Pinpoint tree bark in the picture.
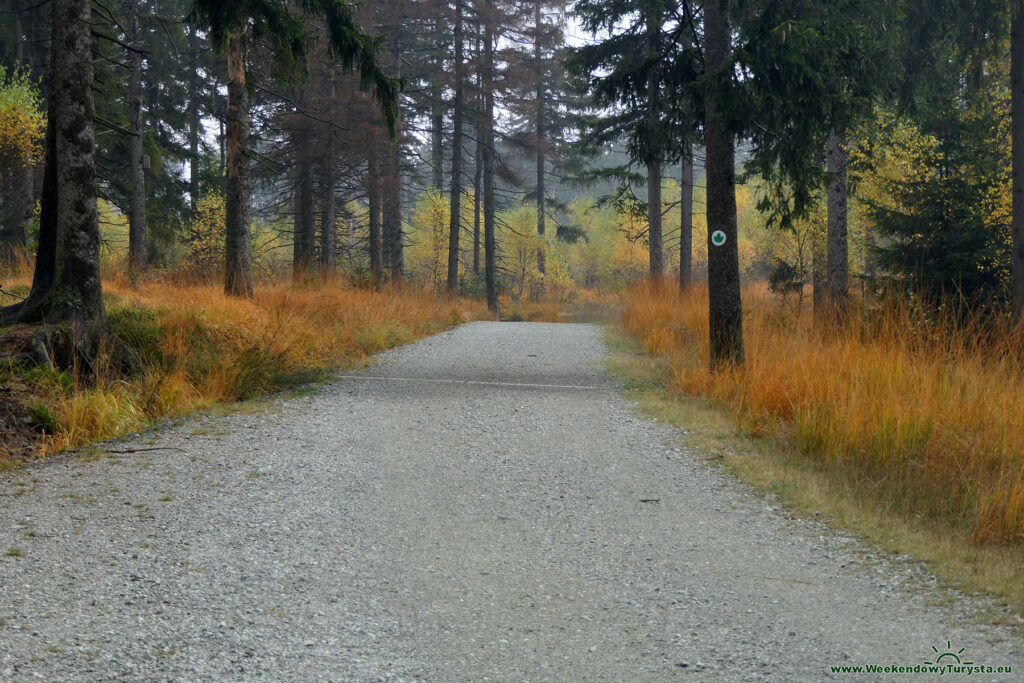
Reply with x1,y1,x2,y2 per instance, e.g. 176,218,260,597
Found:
473,131,482,276
293,138,315,278
321,155,336,277
383,31,404,283
483,19,499,315
704,1,744,368
383,140,404,282
321,78,337,277
535,0,546,277
679,147,693,289
1012,0,1024,319
292,106,315,279
367,150,383,284
647,162,663,277
446,0,465,296
225,32,254,298
431,96,444,192
826,127,849,317
645,7,663,278
189,27,201,214
45,0,103,322
127,0,146,277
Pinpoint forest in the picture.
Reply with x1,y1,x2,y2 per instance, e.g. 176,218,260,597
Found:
1,0,1024,604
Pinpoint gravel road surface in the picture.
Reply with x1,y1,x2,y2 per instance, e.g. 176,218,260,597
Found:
1,321,1021,681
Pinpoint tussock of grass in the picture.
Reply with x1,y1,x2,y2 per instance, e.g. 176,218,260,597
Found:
622,280,1024,547
3,275,483,456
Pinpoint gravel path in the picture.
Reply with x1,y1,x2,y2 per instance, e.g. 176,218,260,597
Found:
1,321,1021,681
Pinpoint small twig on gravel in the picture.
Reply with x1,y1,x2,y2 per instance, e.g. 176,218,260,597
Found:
103,447,186,454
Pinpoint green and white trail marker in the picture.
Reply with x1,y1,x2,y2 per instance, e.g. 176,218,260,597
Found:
711,230,727,247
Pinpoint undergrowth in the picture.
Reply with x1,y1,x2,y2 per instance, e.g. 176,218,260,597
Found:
1,274,483,459
622,279,1024,547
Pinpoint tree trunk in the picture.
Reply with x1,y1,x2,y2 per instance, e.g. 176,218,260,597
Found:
535,0,546,277
473,133,482,276
321,155,337,277
645,8,664,278
383,141,404,282
367,150,383,284
647,162,663,277
704,1,744,368
483,20,499,315
679,147,693,289
321,78,337,277
826,127,849,317
384,32,404,283
224,32,254,298
293,146,315,278
447,0,465,296
189,29,201,214
127,0,146,277
431,95,444,192
292,117,315,279
44,0,103,322
1012,0,1024,319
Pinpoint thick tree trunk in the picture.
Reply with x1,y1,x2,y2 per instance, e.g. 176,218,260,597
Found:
447,0,465,296
367,151,383,284
483,21,499,315
826,127,849,317
679,147,693,289
1012,0,1024,319
647,162,664,277
224,32,254,298
45,0,103,321
704,1,744,368
127,0,146,277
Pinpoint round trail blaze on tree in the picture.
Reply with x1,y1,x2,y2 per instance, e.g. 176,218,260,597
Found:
704,0,744,369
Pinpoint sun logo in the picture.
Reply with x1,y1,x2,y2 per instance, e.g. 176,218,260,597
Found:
924,641,973,666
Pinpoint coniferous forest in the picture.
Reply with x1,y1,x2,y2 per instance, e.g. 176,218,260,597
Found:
3,0,1024,617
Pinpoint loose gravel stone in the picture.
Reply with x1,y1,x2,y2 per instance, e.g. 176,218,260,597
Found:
0,321,1021,681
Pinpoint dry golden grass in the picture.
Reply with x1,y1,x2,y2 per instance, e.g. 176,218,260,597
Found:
622,279,1024,546
2,271,485,457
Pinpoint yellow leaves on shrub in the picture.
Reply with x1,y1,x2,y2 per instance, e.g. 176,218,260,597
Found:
187,192,227,275
0,65,44,166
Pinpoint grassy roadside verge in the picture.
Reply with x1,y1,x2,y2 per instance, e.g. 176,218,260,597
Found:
0,278,485,467
604,322,1024,621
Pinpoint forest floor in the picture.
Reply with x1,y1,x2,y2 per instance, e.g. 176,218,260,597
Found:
0,321,1021,680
